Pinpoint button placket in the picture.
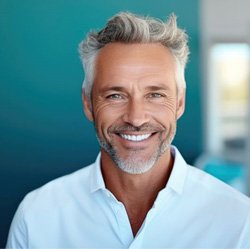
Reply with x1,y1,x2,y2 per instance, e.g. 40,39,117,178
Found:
116,202,134,246
129,189,174,248
104,189,134,246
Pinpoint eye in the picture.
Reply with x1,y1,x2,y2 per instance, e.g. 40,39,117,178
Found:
148,92,165,98
106,93,124,100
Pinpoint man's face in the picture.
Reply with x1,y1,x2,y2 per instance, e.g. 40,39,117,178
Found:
83,42,185,174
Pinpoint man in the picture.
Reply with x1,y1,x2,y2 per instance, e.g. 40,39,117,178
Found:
7,12,250,248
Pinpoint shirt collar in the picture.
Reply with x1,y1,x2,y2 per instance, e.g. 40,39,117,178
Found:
166,146,188,195
90,146,189,195
90,153,106,193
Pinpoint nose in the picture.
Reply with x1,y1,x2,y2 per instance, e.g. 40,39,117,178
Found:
122,98,150,127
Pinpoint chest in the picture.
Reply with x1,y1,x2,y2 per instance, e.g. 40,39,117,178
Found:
126,208,148,236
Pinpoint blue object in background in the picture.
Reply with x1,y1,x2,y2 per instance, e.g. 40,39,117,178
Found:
0,0,201,246
203,158,247,194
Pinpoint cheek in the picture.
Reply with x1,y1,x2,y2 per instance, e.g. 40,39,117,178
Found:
93,104,122,136
151,101,177,121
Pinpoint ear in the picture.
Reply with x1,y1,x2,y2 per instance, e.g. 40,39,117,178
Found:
82,89,94,122
176,88,186,120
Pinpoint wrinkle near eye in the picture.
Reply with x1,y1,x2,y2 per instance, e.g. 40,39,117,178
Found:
157,96,177,115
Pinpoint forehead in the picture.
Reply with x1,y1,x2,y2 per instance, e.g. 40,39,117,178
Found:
96,42,175,67
93,42,176,90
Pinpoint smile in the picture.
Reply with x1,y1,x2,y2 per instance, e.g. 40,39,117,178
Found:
119,133,151,142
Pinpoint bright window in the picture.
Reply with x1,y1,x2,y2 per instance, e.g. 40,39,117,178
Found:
209,43,250,152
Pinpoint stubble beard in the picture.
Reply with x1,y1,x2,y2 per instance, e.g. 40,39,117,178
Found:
96,124,177,175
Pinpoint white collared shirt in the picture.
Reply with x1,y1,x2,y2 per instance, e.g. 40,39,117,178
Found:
6,147,250,248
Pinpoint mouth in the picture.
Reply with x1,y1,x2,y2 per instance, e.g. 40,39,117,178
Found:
117,133,155,142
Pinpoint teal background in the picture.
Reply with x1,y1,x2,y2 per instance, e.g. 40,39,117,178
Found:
0,0,201,246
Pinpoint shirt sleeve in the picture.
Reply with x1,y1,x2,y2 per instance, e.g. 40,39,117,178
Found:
6,201,28,249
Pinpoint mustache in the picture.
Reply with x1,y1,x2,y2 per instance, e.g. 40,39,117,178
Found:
109,123,165,133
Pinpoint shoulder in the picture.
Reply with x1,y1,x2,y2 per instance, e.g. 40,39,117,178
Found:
172,146,250,208
6,163,96,248
187,165,250,208
185,165,250,246
21,163,94,215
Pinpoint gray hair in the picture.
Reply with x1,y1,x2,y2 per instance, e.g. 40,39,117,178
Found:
79,12,189,102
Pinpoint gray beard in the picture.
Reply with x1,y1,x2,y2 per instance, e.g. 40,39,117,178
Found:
96,127,176,175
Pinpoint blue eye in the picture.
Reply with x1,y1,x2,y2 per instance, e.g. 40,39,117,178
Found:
106,93,123,99
149,93,164,98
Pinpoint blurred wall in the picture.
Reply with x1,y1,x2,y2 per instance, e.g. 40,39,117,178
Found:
0,0,201,246
202,0,250,40
201,0,250,154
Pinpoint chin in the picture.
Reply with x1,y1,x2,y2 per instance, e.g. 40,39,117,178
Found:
112,148,166,175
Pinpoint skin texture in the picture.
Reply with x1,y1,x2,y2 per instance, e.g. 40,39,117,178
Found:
83,42,185,236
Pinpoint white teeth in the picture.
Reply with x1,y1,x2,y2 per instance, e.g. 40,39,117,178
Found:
120,134,151,142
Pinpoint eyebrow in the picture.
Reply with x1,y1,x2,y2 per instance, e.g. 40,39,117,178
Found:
145,85,171,91
100,84,170,92
99,86,126,94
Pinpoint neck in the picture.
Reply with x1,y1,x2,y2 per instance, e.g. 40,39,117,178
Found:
101,148,174,236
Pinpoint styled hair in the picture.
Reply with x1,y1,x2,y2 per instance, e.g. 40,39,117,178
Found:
79,11,189,102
